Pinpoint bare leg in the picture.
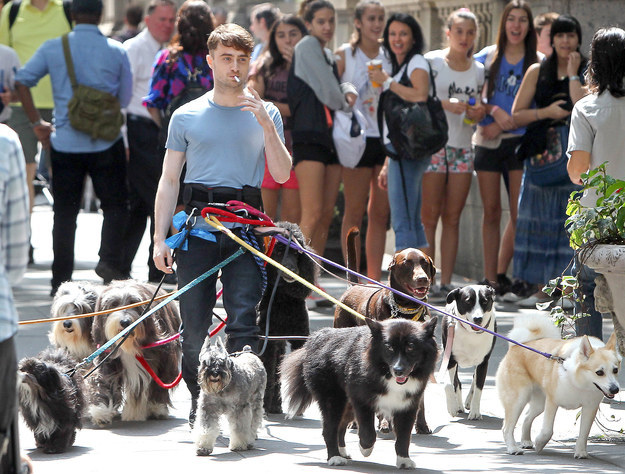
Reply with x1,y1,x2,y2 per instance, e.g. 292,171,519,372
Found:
280,188,301,224
261,188,279,221
340,166,372,270
365,164,389,281
421,171,446,269
477,171,502,282
497,169,523,274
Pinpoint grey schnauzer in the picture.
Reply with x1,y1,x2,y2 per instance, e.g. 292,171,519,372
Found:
193,336,267,456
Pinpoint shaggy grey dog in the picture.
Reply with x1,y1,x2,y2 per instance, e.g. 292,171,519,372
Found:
193,336,266,456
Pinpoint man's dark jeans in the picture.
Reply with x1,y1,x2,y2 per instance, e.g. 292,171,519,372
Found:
176,231,262,399
573,256,604,340
50,139,128,288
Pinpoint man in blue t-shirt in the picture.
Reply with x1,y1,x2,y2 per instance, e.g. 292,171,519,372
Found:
152,23,291,427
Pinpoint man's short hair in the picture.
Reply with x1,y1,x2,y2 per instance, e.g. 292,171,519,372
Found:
146,0,176,16
125,4,144,27
71,0,103,16
534,12,559,33
251,3,279,30
207,23,254,55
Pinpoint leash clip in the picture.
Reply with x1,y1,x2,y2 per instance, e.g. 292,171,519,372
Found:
550,355,565,364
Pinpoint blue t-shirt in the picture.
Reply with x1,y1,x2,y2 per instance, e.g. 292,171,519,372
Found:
474,45,525,135
167,90,284,189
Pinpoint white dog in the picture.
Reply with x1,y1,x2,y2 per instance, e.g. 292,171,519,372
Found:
497,313,621,458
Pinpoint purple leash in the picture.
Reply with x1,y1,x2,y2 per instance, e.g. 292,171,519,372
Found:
273,234,565,364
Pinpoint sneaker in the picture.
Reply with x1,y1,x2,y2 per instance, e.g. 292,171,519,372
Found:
519,295,552,310
509,279,537,299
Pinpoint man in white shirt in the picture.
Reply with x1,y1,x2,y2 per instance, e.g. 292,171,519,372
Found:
121,0,175,283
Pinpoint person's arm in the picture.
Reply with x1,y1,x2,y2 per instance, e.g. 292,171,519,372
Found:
511,64,570,127
147,106,162,127
334,46,346,78
240,87,291,183
14,83,51,149
117,50,133,108
293,37,355,112
568,150,590,186
153,148,186,273
368,61,429,103
566,52,588,105
1,130,30,285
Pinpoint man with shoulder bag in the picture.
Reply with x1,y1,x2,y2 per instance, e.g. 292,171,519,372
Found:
15,0,132,295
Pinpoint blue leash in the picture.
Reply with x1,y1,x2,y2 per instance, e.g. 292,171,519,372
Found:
74,248,246,373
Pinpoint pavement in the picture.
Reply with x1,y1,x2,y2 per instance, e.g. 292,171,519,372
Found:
13,204,625,473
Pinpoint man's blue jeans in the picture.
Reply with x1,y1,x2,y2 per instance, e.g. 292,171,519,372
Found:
176,230,262,398
387,158,430,250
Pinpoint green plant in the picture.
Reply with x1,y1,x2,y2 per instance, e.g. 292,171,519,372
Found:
544,163,625,330
566,163,625,249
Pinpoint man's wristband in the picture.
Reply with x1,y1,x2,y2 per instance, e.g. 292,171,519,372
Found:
30,118,45,128
569,75,580,82
382,77,393,92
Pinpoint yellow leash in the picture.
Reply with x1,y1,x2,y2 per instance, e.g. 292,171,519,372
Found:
205,216,368,323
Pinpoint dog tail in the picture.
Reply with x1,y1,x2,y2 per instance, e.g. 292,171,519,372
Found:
346,227,360,284
279,347,312,418
508,313,560,344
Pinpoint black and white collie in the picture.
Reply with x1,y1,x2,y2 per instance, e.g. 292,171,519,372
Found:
442,284,497,420
89,280,181,426
49,281,101,360
18,348,86,453
280,318,438,469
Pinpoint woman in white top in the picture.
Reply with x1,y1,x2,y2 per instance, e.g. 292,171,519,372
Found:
334,0,390,280
422,8,485,294
370,13,431,252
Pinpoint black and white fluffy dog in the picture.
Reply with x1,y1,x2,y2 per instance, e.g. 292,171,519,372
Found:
89,280,182,426
18,348,86,453
257,221,317,414
442,285,497,420
280,318,438,469
49,281,101,360
194,336,266,455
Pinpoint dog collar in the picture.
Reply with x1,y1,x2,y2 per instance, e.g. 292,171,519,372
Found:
388,294,427,321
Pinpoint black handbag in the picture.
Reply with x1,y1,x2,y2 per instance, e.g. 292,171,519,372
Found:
378,60,448,161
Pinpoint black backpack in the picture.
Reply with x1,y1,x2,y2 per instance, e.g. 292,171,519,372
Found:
158,57,208,147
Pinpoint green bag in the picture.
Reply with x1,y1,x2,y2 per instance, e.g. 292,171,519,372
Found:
62,34,123,141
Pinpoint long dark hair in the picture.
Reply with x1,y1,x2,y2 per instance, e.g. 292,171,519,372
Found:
382,13,425,75
539,15,586,89
487,0,537,99
586,27,625,97
167,0,214,64
265,15,307,76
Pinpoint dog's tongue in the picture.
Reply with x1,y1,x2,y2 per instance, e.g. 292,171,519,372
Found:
395,376,407,385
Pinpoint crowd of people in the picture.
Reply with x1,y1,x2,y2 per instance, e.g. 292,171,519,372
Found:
0,0,619,308
1,0,623,351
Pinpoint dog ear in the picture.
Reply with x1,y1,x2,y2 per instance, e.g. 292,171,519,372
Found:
605,332,619,355
422,317,437,338
446,288,460,305
365,317,383,339
200,336,211,358
215,336,227,353
426,255,437,282
580,335,595,359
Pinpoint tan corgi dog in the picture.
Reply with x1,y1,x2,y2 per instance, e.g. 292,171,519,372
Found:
497,313,621,459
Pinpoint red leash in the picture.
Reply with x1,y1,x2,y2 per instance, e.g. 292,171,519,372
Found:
135,355,182,390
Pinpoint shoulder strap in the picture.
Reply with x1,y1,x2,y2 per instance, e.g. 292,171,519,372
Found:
8,0,22,29
61,34,78,90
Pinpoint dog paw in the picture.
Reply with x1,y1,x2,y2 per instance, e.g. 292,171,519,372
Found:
196,447,213,456
328,456,349,466
229,442,249,452
378,418,391,433
534,434,551,453
520,440,534,449
467,411,482,420
89,405,115,427
415,423,432,435
359,444,373,457
338,447,351,459
396,456,416,469
506,445,524,455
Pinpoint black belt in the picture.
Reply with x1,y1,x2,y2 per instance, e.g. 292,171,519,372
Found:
183,184,263,214
127,113,156,126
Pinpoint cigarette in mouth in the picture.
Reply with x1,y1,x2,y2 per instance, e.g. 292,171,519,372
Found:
234,75,240,83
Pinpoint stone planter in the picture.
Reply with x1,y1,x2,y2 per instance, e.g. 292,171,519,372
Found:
584,244,625,353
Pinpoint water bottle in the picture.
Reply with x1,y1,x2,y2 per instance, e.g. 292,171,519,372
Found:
463,97,477,125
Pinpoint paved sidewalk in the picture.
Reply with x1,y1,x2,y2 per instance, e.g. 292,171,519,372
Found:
13,207,625,473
